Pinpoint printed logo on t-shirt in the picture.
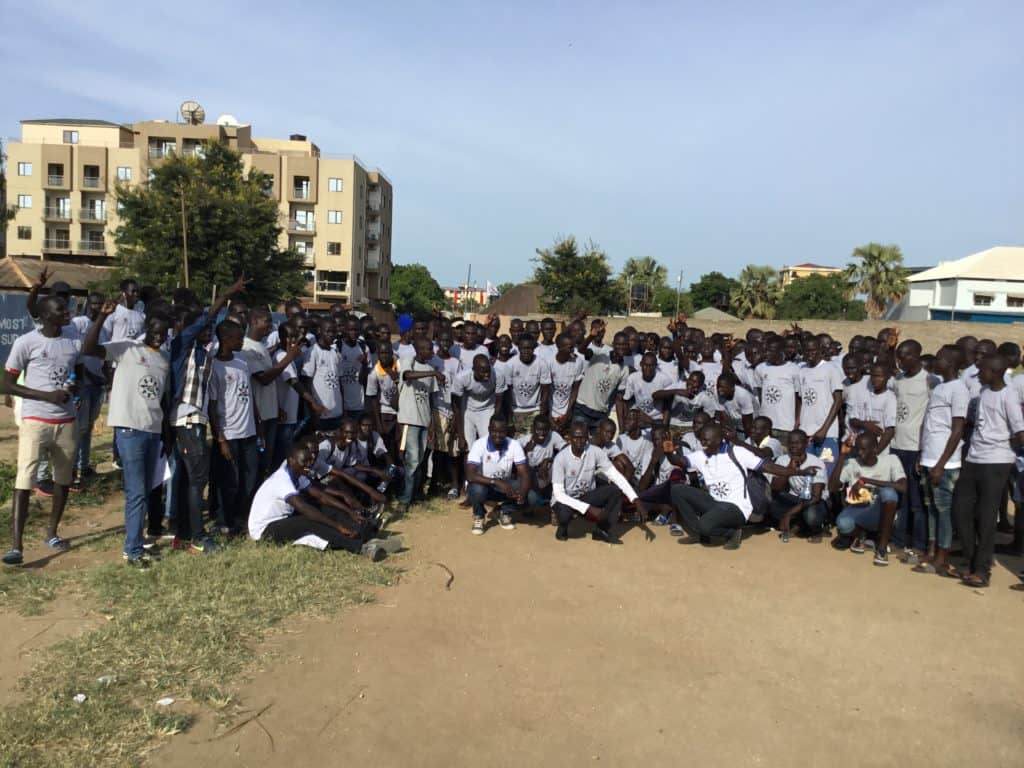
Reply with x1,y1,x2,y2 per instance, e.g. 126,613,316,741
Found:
707,480,731,500
802,388,819,406
764,384,783,405
339,366,360,386
48,365,69,388
514,377,536,401
595,373,615,399
138,374,161,400
322,370,340,390
896,401,910,423
552,380,574,404
232,375,251,405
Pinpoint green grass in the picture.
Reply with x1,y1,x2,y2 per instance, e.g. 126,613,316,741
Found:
0,569,69,616
0,542,395,767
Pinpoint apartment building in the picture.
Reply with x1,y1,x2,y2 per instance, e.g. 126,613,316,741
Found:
778,262,843,288
4,116,393,304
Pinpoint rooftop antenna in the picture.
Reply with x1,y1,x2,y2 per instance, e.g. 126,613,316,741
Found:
179,100,205,125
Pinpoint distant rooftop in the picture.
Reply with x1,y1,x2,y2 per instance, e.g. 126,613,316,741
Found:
786,262,841,270
22,118,129,128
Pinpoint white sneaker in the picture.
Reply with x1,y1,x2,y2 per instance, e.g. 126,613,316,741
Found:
472,518,484,535
499,512,515,530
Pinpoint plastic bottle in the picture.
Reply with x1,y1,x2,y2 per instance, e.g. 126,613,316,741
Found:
65,372,81,409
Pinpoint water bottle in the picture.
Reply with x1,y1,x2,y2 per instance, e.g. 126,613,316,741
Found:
799,474,812,500
65,372,80,409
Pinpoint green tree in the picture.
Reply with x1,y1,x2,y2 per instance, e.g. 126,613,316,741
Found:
616,256,668,312
690,271,740,311
495,282,515,296
390,263,445,316
653,285,693,316
776,273,852,320
114,141,304,305
844,242,909,319
532,236,615,315
729,264,781,319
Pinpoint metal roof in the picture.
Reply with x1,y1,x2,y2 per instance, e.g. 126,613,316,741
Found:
907,247,1024,282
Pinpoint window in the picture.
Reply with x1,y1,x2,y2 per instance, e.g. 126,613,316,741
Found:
63,130,79,144
1008,296,1024,308
327,242,342,256
973,294,993,307
117,166,132,181
356,273,361,287
83,165,101,187
17,194,31,209
17,162,31,176
327,210,343,224
328,177,343,192
17,226,31,240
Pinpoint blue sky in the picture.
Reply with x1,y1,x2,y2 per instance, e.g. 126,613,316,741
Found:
4,0,1021,289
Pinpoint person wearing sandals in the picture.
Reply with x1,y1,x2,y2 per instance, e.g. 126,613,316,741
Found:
1,296,81,565
829,434,906,566
766,430,829,543
914,347,968,576
465,415,530,534
950,354,1024,588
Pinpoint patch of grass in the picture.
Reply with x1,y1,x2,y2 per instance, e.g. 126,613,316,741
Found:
0,542,395,767
68,470,122,509
0,461,15,506
0,569,67,616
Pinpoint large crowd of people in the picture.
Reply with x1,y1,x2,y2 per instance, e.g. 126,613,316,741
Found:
3,269,1023,590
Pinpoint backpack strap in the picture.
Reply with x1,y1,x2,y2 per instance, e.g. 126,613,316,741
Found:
726,444,749,499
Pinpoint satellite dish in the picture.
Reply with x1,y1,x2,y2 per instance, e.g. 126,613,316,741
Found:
180,100,205,125
215,113,239,127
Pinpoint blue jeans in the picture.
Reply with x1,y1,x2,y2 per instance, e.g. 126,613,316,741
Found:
467,480,521,518
527,487,551,506
75,384,104,472
924,466,958,550
893,449,925,551
212,436,260,530
836,487,899,536
808,437,839,476
768,492,827,534
115,428,162,559
399,424,428,504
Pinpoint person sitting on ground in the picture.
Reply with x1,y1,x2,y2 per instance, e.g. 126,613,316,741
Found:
658,369,718,440
248,441,396,560
767,430,829,543
615,409,655,490
518,414,565,512
745,415,785,462
356,413,400,493
313,420,388,510
550,421,639,543
668,422,812,550
1,296,81,565
465,415,531,535
829,434,906,566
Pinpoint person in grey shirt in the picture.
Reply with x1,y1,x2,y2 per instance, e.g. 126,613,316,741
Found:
396,338,444,509
951,354,1024,587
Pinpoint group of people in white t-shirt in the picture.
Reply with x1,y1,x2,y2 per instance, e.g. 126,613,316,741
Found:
4,283,1023,588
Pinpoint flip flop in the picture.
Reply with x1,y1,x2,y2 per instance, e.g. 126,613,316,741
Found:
669,524,685,537
45,536,70,552
2,549,23,565
911,562,937,574
961,573,989,589
937,564,964,579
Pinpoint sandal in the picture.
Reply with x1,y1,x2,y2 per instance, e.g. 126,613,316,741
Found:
669,524,685,537
911,562,937,575
2,549,23,566
937,564,964,579
961,573,990,589
45,536,70,552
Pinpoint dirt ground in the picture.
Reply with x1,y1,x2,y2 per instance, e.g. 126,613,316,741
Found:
152,507,1024,768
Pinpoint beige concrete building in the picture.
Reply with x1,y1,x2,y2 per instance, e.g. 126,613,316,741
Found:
5,116,393,304
778,262,843,287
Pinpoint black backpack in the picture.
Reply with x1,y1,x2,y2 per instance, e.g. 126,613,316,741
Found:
726,445,770,520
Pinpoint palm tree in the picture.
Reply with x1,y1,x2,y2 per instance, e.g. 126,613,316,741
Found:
618,256,668,312
730,264,781,319
844,243,908,318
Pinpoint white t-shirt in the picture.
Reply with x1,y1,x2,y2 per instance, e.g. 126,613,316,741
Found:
551,444,637,513
70,315,107,382
967,385,1024,464
624,370,674,421
5,328,81,423
756,362,802,432
697,360,723,396
616,433,654,481
799,361,843,438
778,454,827,498
240,337,280,423
466,436,527,480
209,355,257,440
861,388,897,431
843,377,870,434
892,369,937,451
669,387,718,428
960,364,982,401
366,363,399,416
302,345,343,419
430,355,460,417
397,357,437,427
715,386,757,430
507,356,552,413
839,454,905,486
657,357,680,381
548,356,586,418
518,431,565,469
575,357,629,414
535,341,558,366
249,464,311,540
919,379,969,470
104,339,169,433
684,444,765,518
455,344,489,372
274,349,300,425
102,303,144,342
452,369,506,412
337,341,367,412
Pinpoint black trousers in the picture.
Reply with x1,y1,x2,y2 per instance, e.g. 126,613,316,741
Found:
670,484,745,538
552,484,622,527
174,424,210,542
767,492,827,534
952,461,1012,578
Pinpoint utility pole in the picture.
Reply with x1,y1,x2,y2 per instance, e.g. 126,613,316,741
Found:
625,277,632,317
179,186,190,288
675,270,683,317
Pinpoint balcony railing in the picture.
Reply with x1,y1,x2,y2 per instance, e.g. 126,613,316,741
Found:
316,281,348,294
79,208,107,222
46,174,65,187
287,219,316,234
77,241,106,254
148,146,175,159
366,249,381,271
43,239,71,251
181,145,203,157
43,207,72,221
366,199,381,214
292,187,311,200
366,231,380,243
82,176,101,188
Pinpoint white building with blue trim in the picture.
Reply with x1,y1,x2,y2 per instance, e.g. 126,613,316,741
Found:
906,247,1024,323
